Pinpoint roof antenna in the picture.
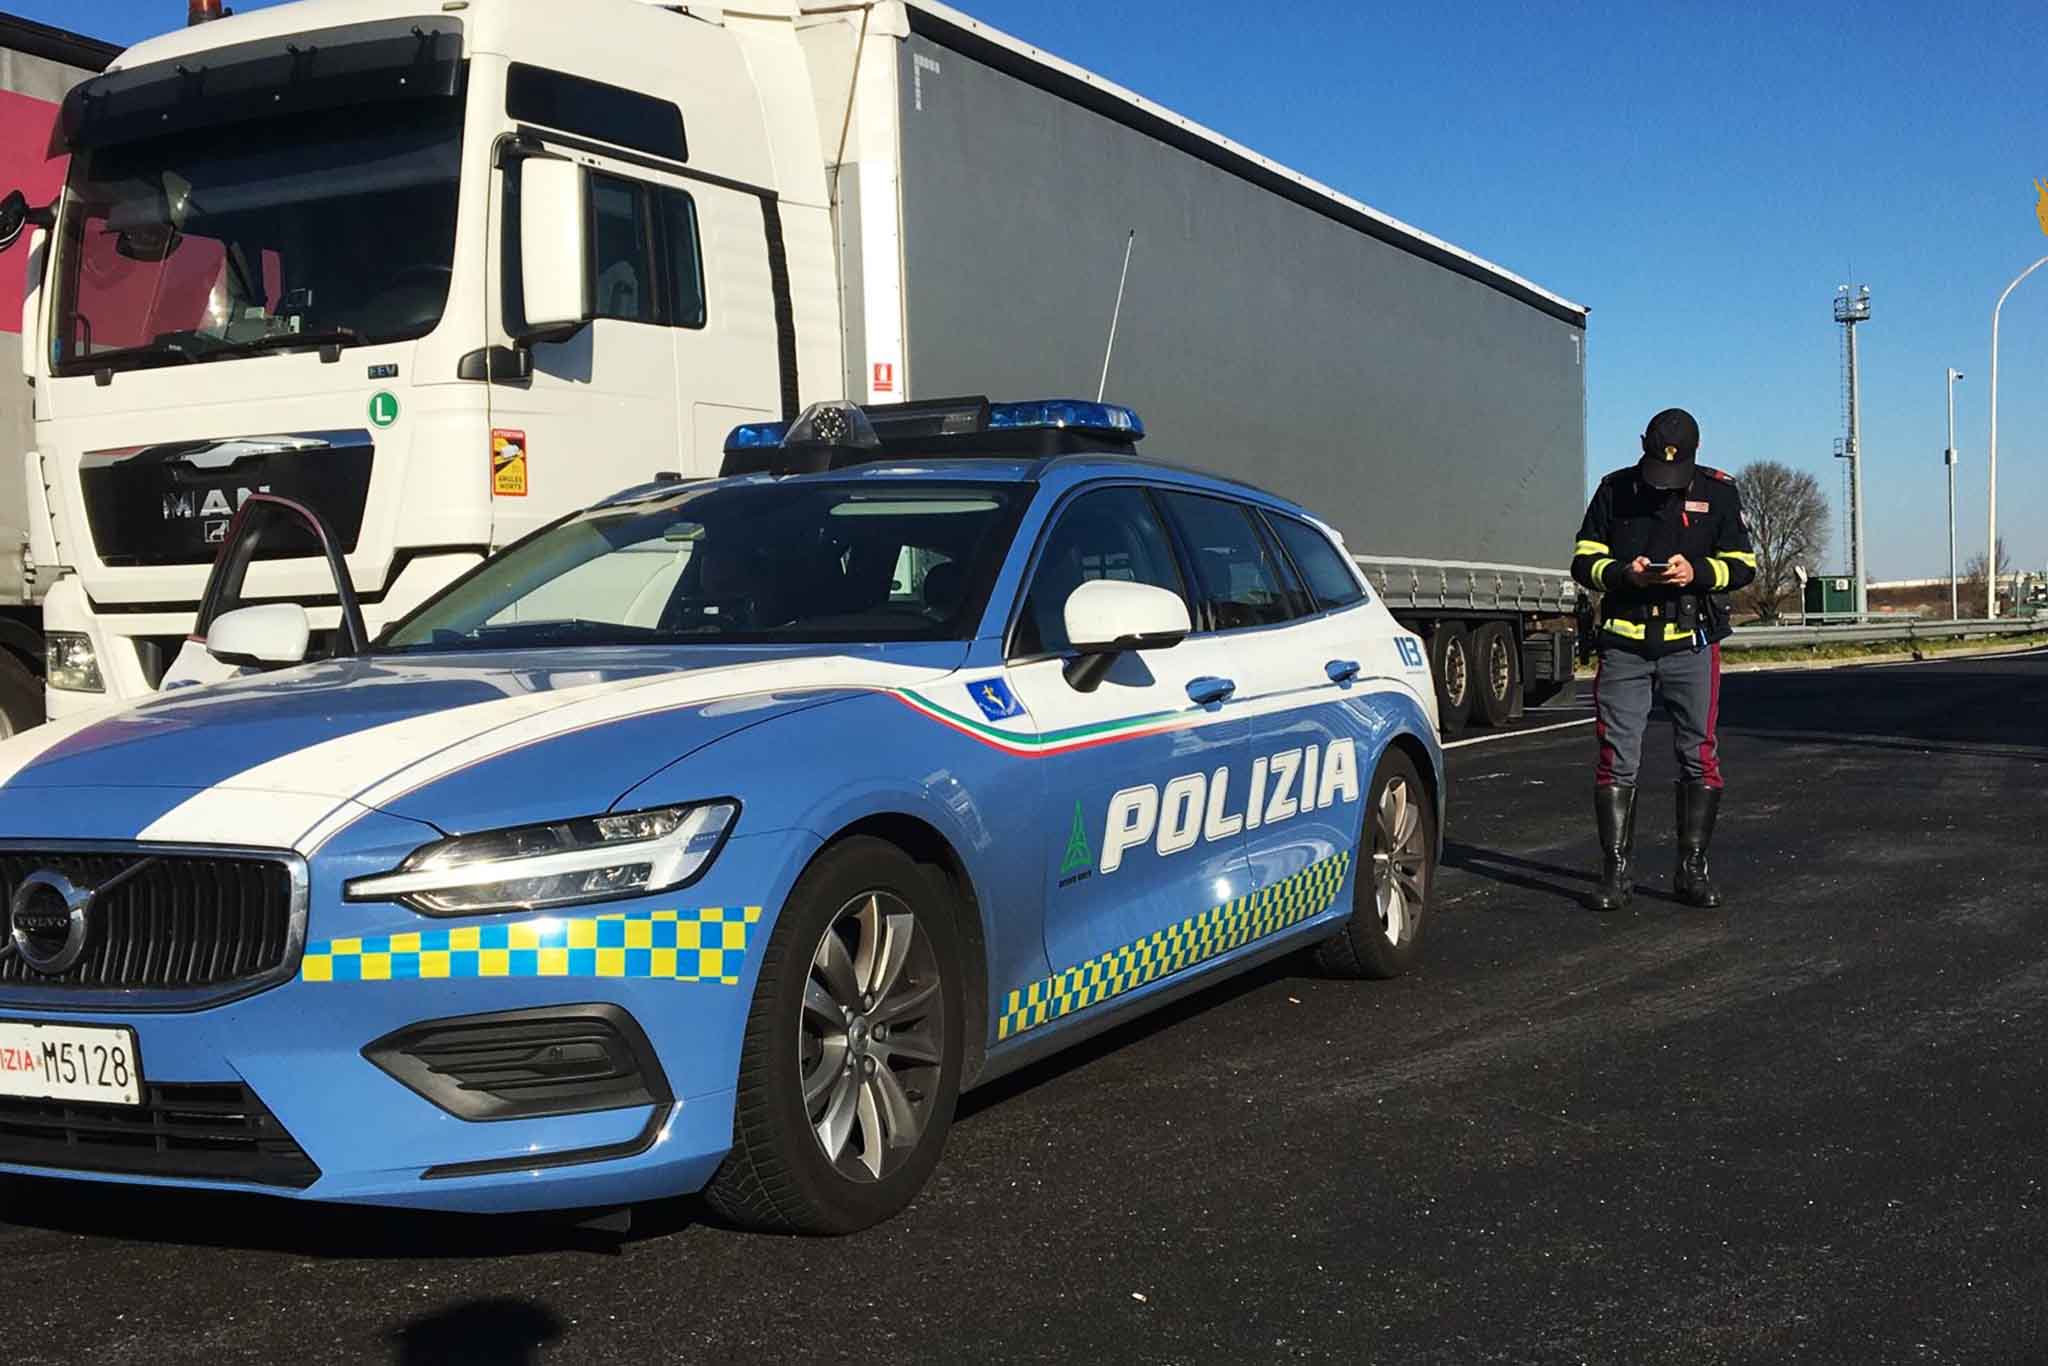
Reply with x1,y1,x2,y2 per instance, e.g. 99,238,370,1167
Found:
1097,229,1136,402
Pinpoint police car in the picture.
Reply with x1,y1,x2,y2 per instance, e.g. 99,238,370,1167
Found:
0,398,1442,1233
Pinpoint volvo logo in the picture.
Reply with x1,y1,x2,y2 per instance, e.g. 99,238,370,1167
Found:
3,859,157,977
8,871,94,976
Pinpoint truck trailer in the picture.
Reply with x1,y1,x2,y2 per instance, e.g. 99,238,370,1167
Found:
1,0,1587,733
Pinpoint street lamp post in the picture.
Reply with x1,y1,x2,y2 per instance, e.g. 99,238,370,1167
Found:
1947,367,1965,620
1988,255,2048,619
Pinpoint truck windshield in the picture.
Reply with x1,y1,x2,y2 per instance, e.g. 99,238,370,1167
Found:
51,95,464,377
379,481,1030,651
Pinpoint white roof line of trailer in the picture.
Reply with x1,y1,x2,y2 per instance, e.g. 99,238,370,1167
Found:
900,0,1587,319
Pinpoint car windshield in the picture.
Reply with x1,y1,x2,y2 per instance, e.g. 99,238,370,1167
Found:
379,480,1031,651
51,93,464,376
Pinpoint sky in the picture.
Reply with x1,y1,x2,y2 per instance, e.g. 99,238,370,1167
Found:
20,0,2048,579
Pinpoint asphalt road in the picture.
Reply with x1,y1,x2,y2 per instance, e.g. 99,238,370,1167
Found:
5,649,2045,1365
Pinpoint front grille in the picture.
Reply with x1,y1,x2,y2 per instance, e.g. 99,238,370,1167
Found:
0,852,297,992
0,1081,320,1188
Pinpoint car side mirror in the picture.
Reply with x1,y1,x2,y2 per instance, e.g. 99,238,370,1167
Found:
518,157,589,336
1062,579,1191,691
206,603,312,668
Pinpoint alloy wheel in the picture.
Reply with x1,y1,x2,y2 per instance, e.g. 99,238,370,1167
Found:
799,891,946,1182
1371,776,1428,945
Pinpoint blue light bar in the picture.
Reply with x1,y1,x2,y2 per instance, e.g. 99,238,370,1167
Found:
987,400,1146,439
724,421,790,453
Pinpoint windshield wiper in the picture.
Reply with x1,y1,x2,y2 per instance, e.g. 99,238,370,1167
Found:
209,326,364,360
80,340,210,376
383,620,668,653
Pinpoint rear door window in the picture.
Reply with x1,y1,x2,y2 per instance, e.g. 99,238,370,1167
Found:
1157,492,1295,632
1268,514,1367,611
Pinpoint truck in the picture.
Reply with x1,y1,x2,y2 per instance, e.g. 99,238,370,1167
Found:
0,0,1586,735
0,13,118,732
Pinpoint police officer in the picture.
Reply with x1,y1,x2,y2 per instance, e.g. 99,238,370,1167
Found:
1570,409,1756,911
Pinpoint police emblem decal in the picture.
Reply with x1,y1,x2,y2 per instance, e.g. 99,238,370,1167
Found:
970,677,1025,721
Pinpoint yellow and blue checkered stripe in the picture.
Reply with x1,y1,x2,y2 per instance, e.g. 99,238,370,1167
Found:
301,906,765,986
997,853,1350,1041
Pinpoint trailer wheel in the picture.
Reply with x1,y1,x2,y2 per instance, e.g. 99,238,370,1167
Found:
0,651,43,738
1473,622,1518,727
1427,625,1473,734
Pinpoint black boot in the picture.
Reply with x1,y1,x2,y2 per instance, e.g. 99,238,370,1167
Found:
1675,782,1724,908
1587,784,1636,912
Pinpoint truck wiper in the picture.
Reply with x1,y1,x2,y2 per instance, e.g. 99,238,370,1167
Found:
210,326,364,359
83,341,209,375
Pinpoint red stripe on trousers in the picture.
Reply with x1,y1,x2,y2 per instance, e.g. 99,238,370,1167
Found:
1593,655,1617,786
1698,642,1724,789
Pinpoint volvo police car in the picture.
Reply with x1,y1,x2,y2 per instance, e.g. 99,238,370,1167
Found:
0,398,1442,1233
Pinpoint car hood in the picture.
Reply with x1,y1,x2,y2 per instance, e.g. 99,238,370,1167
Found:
0,645,965,850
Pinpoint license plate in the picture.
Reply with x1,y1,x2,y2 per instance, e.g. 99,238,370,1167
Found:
0,1020,143,1107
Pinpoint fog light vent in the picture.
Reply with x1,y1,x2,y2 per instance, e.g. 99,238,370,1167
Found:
364,1004,671,1121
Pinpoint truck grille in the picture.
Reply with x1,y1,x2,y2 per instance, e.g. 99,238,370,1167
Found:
0,1082,319,1188
0,851,299,993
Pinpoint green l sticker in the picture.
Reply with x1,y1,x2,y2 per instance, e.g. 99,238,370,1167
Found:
368,391,401,428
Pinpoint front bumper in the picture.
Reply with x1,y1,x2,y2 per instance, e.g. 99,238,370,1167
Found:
0,826,818,1212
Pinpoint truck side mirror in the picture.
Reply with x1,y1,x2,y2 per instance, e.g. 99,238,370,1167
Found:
518,158,589,335
0,190,27,252
205,603,312,668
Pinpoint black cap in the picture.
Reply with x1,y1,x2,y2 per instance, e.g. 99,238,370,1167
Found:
1639,408,1700,490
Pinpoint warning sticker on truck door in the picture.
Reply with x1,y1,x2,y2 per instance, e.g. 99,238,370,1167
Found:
491,430,528,497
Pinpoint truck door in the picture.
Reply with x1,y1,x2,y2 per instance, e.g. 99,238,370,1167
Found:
491,147,781,546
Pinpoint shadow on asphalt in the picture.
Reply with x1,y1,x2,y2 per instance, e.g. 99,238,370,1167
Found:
388,1299,565,1366
1442,840,1690,911
1720,662,2048,753
954,954,1303,1124
0,1172,695,1258
0,960,1318,1255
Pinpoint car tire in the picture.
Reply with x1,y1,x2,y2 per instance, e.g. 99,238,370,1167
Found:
704,836,965,1235
1426,625,1473,735
1314,747,1435,981
1473,621,1518,728
0,650,43,738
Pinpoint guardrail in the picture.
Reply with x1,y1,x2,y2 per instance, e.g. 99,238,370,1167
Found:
1723,618,2045,650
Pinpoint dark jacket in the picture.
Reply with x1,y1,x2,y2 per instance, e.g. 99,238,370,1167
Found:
1571,465,1756,658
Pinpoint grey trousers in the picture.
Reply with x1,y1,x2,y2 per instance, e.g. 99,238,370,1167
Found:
1593,643,1724,789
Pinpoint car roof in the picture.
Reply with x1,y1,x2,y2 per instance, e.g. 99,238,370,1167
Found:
599,454,1313,519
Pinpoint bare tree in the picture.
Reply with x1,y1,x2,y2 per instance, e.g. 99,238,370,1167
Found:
1957,540,2007,589
1963,537,2011,607
1732,461,1829,622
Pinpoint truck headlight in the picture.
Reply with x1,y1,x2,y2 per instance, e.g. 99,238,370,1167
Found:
45,632,104,693
345,802,739,916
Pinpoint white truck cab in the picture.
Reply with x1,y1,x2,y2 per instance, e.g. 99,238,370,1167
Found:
24,0,846,716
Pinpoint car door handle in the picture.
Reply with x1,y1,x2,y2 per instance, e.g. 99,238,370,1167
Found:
1325,658,1360,684
1187,676,1237,706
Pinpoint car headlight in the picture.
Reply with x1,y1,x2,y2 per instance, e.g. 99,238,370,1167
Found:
45,632,105,693
345,801,738,916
